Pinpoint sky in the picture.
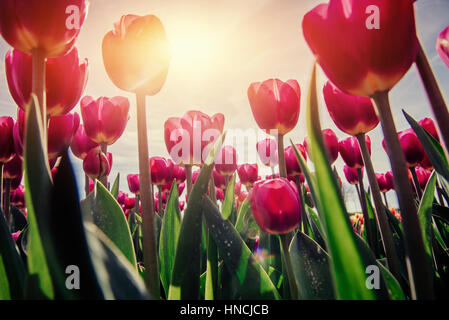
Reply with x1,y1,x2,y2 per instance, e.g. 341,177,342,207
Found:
1,0,449,212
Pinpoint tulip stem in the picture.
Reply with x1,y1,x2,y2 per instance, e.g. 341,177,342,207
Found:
4,179,11,226
356,133,402,284
436,179,446,206
135,93,159,299
185,164,193,200
100,143,108,188
0,163,3,218
277,134,287,178
294,176,309,235
372,91,434,299
356,168,375,250
279,234,298,300
31,49,47,137
416,40,449,155
383,192,389,210
410,167,423,200
157,185,163,217
84,174,90,197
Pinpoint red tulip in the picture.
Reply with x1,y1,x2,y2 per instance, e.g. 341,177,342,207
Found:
10,185,25,207
0,116,15,163
418,118,440,143
376,173,390,193
102,14,171,95
178,182,186,196
179,201,185,211
343,165,360,185
437,25,449,68
339,135,370,169
237,164,259,188
124,197,136,210
48,112,80,159
172,164,186,184
234,181,242,197
106,152,113,176
385,171,395,191
213,169,226,190
5,48,88,117
419,155,433,171
415,166,432,190
215,145,238,176
303,0,418,97
323,81,379,135
248,79,300,135
3,154,22,179
285,144,307,177
383,129,424,167
0,0,89,58
256,139,278,167
164,110,224,165
70,124,99,160
117,191,128,206
304,128,339,164
249,178,301,235
80,96,130,145
83,148,110,180
150,156,173,186
215,188,224,201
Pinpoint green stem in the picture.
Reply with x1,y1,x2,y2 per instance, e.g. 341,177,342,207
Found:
0,163,3,217
356,133,402,284
372,91,434,299
415,40,449,154
100,143,108,188
157,185,163,217
277,134,287,178
135,93,159,299
4,179,11,226
279,234,298,300
357,168,375,250
410,167,423,200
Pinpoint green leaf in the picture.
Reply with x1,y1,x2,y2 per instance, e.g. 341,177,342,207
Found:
0,211,26,299
222,174,236,220
111,173,120,199
159,182,181,296
168,133,225,300
82,181,137,268
305,64,376,300
289,231,335,300
418,171,437,268
202,196,281,299
404,110,449,183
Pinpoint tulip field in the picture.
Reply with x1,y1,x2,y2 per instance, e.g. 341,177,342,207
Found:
2,0,449,303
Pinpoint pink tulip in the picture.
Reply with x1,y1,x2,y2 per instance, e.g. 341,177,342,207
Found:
285,144,307,177
248,79,300,135
304,128,339,165
0,0,89,58
237,164,259,188
303,0,418,97
415,166,432,190
178,182,186,196
83,148,110,180
385,171,395,191
437,25,449,68
376,173,391,193
3,154,22,179
172,164,186,184
0,116,15,163
256,139,278,167
383,129,425,167
5,48,88,117
70,124,99,160
213,169,226,190
10,185,25,208
150,156,173,186
127,174,140,195
215,145,238,176
11,231,21,243
117,191,129,206
419,118,440,143
343,165,359,185
339,136,370,169
216,188,224,201
179,201,185,211
48,112,80,159
323,81,379,135
81,96,130,145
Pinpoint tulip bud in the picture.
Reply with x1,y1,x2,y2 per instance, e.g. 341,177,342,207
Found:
249,178,301,235
172,164,186,184
248,79,300,135
216,188,224,201
339,136,370,169
376,173,391,193
81,96,130,145
83,148,110,180
179,201,185,211
304,129,339,165
3,154,22,180
127,174,140,195
437,25,449,68
0,116,15,163
237,164,259,188
415,166,432,190
418,118,440,143
10,185,25,208
215,145,238,176
117,191,129,206
213,169,226,190
343,165,360,185
71,124,99,160
383,129,424,167
285,144,306,177
385,171,395,191
48,112,80,159
323,81,379,135
150,156,173,186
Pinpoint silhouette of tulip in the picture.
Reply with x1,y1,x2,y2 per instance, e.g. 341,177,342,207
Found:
127,174,140,195
47,112,80,160
237,164,259,189
5,48,88,117
102,14,171,96
80,96,130,145
304,129,338,165
83,148,110,180
256,139,278,168
285,144,306,177
150,157,173,186
323,81,379,136
215,145,238,177
339,136,370,169
70,124,99,160
437,25,449,68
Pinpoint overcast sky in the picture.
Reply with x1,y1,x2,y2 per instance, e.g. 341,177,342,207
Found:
1,0,448,211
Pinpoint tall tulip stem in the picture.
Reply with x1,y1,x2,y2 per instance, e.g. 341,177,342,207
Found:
279,234,298,300
185,164,193,200
372,91,434,299
356,133,402,283
356,168,375,250
157,185,163,217
0,163,3,217
84,174,90,197
277,134,287,178
383,193,389,209
3,178,11,225
31,49,47,134
410,167,422,200
416,40,449,154
135,93,159,299
100,143,108,188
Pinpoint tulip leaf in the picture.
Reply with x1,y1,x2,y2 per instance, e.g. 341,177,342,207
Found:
305,64,376,299
0,210,26,299
159,181,181,296
202,196,281,299
168,133,225,300
222,174,236,220
418,171,437,268
111,173,120,199
82,181,137,268
289,231,335,300
404,110,449,183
